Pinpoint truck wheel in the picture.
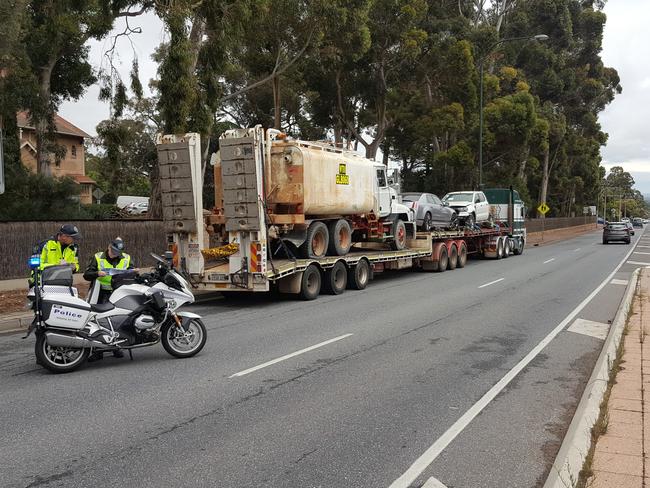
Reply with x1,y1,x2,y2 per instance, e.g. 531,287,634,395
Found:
437,245,448,272
448,245,458,270
328,219,352,256
300,265,321,300
513,237,524,255
348,259,370,290
457,242,468,268
496,238,504,260
324,261,347,295
390,219,407,250
503,239,510,258
301,222,329,258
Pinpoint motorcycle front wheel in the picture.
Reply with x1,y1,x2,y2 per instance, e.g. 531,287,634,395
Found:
161,318,207,358
35,333,89,373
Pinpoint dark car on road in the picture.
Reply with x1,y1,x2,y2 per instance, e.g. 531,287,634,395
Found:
603,222,631,244
633,217,644,228
400,192,458,231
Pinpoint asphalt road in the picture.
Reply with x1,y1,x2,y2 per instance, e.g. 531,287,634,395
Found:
0,227,645,488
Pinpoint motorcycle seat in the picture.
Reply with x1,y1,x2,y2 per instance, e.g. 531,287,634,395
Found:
91,302,115,313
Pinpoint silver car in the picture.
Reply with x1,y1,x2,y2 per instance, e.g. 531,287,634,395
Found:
401,193,458,231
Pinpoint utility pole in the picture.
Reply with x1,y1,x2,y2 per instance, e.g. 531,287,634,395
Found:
0,114,5,195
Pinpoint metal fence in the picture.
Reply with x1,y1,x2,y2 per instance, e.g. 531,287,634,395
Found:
0,220,167,280
526,216,597,233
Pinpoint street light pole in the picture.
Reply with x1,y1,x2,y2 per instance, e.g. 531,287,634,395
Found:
478,34,549,189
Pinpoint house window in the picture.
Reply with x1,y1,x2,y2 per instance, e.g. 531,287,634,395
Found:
71,145,77,159
55,159,61,168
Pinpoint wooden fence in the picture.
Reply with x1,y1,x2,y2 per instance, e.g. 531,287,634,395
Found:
0,220,167,280
0,216,597,280
526,216,596,233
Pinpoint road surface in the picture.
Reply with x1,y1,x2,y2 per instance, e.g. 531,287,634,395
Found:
0,227,645,488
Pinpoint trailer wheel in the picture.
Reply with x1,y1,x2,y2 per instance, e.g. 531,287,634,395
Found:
503,239,510,258
437,245,448,272
390,219,407,250
300,265,322,300
457,242,467,268
496,238,504,260
328,219,352,256
301,222,329,258
448,245,458,270
348,259,370,290
324,261,347,295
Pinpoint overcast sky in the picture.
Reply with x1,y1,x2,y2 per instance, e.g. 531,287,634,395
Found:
60,2,650,193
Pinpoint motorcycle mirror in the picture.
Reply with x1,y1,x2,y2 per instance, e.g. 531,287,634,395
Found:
164,251,174,263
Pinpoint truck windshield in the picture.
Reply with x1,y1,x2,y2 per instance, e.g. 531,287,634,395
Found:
444,193,474,202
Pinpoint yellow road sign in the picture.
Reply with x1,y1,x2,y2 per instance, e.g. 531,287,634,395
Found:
537,202,550,215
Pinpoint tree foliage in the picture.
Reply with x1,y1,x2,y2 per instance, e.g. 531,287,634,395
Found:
1,0,632,220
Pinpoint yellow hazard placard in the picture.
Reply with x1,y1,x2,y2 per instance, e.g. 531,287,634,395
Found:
537,202,550,215
336,163,349,185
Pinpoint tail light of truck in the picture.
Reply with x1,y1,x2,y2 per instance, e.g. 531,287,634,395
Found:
250,242,263,272
171,243,179,269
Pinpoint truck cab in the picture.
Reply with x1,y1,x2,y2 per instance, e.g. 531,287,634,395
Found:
375,164,412,220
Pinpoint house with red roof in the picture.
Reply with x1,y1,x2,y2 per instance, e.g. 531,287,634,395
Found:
17,111,96,204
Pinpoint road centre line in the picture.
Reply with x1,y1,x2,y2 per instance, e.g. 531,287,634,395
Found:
478,278,504,289
544,258,555,264
573,248,581,252
229,334,353,378
388,238,639,488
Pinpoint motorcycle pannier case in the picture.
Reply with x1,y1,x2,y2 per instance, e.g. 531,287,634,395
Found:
41,294,91,330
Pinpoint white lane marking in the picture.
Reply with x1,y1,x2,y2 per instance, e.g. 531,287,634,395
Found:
573,248,581,252
626,261,650,266
229,334,353,378
634,252,650,255
388,241,638,488
422,477,448,488
610,279,629,286
544,258,555,264
478,278,504,289
638,245,650,248
567,318,609,340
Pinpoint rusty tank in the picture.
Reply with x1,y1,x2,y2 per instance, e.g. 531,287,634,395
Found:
265,140,378,217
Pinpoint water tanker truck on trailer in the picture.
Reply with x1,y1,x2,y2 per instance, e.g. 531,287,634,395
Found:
156,127,526,300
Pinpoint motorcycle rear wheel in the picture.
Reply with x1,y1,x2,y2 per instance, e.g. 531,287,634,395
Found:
35,333,89,373
161,318,207,358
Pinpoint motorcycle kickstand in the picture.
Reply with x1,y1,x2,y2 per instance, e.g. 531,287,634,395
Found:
128,349,133,361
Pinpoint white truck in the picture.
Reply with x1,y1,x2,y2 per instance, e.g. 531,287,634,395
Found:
156,127,526,300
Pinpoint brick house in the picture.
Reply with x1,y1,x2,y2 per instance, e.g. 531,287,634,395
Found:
17,111,95,204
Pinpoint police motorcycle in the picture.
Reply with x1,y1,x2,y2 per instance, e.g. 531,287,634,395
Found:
27,252,207,373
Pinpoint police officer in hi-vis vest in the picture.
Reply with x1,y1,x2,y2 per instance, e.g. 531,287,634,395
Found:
83,237,134,304
83,237,134,361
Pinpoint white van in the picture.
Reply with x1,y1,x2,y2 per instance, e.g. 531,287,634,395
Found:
116,195,149,209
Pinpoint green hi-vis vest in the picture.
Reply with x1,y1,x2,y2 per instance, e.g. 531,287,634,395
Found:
96,252,131,290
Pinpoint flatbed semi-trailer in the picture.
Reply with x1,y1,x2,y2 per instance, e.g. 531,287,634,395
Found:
156,127,526,300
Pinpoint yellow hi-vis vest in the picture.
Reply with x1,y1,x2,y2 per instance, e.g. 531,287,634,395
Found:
40,240,79,271
96,252,131,290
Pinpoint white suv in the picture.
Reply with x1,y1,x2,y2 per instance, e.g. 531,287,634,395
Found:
442,191,490,227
